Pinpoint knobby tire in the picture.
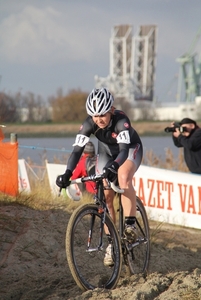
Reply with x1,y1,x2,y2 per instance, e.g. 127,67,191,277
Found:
66,204,122,291
124,196,150,276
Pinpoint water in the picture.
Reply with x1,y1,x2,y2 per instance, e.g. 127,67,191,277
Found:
17,136,179,165
141,136,180,157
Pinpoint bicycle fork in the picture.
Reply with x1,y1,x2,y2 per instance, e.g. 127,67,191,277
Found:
86,206,107,253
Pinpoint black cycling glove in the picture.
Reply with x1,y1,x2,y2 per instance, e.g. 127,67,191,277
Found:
103,161,119,182
56,169,72,188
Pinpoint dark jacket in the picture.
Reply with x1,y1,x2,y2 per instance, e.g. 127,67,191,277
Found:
172,127,201,174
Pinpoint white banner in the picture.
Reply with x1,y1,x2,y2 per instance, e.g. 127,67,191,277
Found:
134,165,201,230
18,159,31,192
46,162,66,195
45,162,201,230
46,161,82,200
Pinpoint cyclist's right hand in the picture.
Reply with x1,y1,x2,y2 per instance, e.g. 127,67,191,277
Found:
56,169,72,188
103,161,119,182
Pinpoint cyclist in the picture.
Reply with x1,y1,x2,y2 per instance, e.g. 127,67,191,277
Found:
56,88,143,266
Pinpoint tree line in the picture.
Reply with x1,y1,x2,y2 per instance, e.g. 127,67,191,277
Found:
0,88,159,124
0,89,90,123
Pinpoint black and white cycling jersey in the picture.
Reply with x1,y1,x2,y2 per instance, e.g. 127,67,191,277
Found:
67,110,143,173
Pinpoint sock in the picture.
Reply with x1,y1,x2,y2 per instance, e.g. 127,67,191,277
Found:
106,234,112,244
125,216,136,226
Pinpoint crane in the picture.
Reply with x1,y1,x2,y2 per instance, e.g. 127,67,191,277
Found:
176,24,201,103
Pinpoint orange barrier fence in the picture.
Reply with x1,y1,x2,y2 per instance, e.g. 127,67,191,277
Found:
0,130,18,196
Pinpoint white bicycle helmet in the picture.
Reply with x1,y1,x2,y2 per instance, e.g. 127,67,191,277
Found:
86,88,114,116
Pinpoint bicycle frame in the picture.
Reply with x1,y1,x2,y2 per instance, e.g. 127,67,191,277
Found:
70,174,123,252
87,179,108,252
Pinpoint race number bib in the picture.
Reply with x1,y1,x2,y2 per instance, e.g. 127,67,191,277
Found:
73,134,90,147
116,130,130,144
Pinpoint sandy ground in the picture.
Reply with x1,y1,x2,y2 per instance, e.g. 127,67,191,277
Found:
0,201,201,300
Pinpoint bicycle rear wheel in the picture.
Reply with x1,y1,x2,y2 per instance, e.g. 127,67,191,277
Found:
66,204,122,291
124,196,150,276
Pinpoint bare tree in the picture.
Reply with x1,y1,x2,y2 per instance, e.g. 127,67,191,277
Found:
50,89,88,122
0,93,19,122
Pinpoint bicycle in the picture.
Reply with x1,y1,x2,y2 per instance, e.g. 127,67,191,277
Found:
65,173,150,291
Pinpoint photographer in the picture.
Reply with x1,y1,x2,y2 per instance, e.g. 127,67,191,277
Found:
167,118,201,174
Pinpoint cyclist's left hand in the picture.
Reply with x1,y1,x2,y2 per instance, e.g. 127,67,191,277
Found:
103,161,119,182
56,170,72,188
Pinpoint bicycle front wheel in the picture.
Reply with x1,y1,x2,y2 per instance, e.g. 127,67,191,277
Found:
66,204,122,291
125,196,150,276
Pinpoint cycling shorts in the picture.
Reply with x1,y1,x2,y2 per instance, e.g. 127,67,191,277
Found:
96,142,142,174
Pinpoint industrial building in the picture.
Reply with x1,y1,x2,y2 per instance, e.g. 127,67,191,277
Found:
95,24,201,121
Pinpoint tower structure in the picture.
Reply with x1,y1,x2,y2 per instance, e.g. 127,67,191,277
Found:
110,25,132,78
95,24,157,103
176,24,201,103
132,25,157,101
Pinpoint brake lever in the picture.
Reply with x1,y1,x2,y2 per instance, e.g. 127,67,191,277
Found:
58,187,62,197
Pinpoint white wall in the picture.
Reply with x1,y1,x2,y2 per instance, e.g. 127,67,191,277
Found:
132,101,199,121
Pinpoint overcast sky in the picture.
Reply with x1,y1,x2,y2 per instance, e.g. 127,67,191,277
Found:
0,0,201,102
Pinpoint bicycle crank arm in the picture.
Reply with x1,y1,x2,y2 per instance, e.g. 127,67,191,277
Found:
125,238,148,250
86,246,103,253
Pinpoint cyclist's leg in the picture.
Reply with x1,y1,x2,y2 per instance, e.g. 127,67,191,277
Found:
96,141,116,224
118,145,142,241
118,159,136,216
96,142,117,265
103,186,116,224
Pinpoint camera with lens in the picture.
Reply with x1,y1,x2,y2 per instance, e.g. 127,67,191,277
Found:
164,122,187,133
